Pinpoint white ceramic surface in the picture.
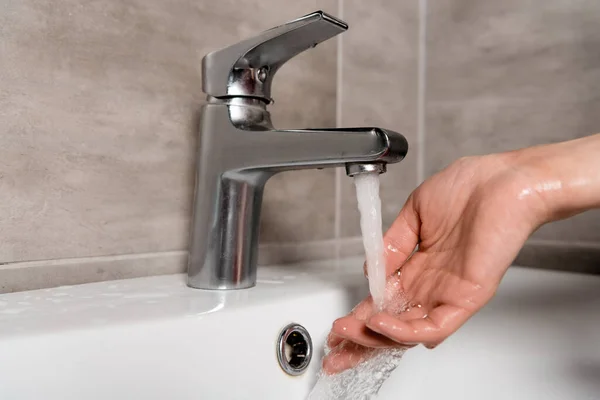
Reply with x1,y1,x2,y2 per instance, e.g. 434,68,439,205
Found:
0,257,599,399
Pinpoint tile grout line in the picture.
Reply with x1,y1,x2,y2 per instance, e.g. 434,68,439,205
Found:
416,0,428,184
0,250,188,270
3,237,596,273
0,238,369,272
334,0,344,246
525,238,600,250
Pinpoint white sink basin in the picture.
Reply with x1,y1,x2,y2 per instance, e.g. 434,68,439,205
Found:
0,257,599,399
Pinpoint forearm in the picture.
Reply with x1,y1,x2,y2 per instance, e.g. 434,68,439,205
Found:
512,133,600,222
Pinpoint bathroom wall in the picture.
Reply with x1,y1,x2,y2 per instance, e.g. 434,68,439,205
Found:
0,0,339,292
2,0,599,293
339,0,600,273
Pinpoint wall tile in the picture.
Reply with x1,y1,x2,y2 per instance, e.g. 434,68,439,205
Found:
0,236,364,294
339,0,420,237
515,240,600,275
0,0,338,263
260,170,336,243
426,0,600,242
0,252,187,294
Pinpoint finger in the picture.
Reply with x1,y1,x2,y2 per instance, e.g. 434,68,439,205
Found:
322,341,373,375
326,297,376,348
323,307,428,375
330,304,427,349
389,304,428,320
331,316,398,348
349,296,375,320
366,304,471,345
326,331,344,349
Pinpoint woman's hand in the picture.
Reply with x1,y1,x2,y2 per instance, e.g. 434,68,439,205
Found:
323,151,551,374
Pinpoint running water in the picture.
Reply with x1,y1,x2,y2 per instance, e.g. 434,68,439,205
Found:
353,173,387,310
308,172,408,399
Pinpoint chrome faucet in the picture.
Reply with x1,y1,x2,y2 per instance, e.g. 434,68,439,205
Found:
188,11,409,290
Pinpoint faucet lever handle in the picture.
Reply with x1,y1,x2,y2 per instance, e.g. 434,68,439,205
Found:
202,10,347,102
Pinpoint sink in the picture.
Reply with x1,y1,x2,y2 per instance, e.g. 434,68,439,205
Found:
0,257,599,399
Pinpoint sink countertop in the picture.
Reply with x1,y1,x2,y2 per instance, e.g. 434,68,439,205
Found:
1,256,598,338
1,256,600,400
0,257,367,338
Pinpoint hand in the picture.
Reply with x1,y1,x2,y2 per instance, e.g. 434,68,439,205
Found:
323,152,550,374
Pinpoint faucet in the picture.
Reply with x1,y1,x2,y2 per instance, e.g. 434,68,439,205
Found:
188,11,409,290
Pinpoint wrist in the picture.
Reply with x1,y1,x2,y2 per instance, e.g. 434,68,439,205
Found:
490,150,554,230
508,134,600,224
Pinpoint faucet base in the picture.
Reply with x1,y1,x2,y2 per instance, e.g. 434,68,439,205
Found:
187,170,267,290
186,279,257,291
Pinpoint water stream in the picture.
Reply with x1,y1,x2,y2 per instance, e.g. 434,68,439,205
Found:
353,173,387,311
308,172,406,399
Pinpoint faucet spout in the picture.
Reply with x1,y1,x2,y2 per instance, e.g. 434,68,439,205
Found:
233,127,407,172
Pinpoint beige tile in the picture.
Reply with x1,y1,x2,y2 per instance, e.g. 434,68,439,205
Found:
339,0,420,236
515,239,600,274
0,252,187,294
259,237,364,266
0,0,339,262
0,235,362,293
427,1,600,105
535,211,600,242
260,169,336,243
426,0,600,241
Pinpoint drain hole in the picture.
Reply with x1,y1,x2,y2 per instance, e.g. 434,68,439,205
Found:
277,323,313,376
285,331,309,368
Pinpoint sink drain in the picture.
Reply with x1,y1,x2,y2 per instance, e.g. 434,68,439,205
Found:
276,323,313,376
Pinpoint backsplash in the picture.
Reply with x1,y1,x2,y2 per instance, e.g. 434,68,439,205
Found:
1,0,598,292
0,0,338,292
339,0,600,272
338,1,419,237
